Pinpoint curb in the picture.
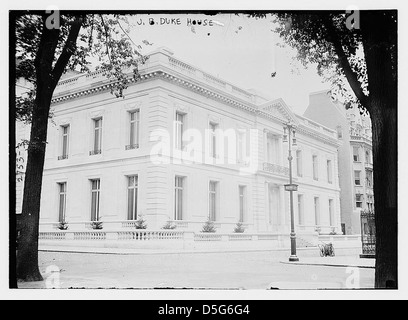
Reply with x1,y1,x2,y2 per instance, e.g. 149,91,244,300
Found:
38,246,328,255
279,260,375,269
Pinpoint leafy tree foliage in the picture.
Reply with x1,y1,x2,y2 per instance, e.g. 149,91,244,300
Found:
15,13,148,120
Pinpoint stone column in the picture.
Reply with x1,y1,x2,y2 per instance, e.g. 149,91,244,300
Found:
263,129,268,164
264,181,270,232
279,136,284,166
279,185,286,231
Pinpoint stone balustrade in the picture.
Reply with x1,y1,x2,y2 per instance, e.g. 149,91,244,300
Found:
262,162,289,176
194,233,223,242
168,56,197,74
117,230,184,241
296,115,337,139
39,230,289,243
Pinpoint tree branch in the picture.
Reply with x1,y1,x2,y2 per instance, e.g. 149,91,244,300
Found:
99,15,113,65
116,18,137,47
34,15,60,83
51,16,84,89
322,16,369,109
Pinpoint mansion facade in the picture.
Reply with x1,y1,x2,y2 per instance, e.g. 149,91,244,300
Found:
16,47,342,236
304,91,374,235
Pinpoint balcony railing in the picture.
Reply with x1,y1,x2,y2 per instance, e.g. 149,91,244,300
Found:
125,144,139,150
89,149,102,156
58,155,69,160
263,163,289,176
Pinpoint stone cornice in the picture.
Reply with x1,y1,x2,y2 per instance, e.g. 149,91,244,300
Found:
259,99,298,126
297,124,341,148
51,69,259,114
51,68,339,147
350,135,372,147
157,70,258,114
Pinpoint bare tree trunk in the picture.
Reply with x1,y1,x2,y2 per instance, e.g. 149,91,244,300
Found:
371,105,397,289
16,85,54,282
16,17,60,282
362,11,398,288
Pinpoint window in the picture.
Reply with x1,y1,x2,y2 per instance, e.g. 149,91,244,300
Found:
354,171,361,185
367,195,374,211
329,199,335,226
353,146,360,162
175,176,184,220
175,112,185,150
91,118,102,155
209,181,218,221
297,194,304,225
296,150,303,177
366,170,373,188
59,125,69,160
127,176,138,220
336,126,343,139
58,182,67,223
237,131,246,163
356,194,363,208
313,155,319,181
268,185,279,225
314,197,320,225
365,150,371,164
127,110,140,150
267,134,279,164
209,122,218,158
90,179,101,221
239,186,246,223
327,160,333,184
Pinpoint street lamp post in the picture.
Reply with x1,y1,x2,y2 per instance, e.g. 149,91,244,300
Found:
283,123,299,262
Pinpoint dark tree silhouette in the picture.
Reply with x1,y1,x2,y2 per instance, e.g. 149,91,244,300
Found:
270,11,397,288
14,11,147,283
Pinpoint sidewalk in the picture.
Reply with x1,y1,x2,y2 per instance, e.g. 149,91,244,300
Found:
38,245,312,255
39,244,363,256
17,249,375,290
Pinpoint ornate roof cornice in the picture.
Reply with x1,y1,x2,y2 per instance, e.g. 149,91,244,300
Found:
157,71,257,113
51,68,339,147
297,124,341,147
51,69,259,114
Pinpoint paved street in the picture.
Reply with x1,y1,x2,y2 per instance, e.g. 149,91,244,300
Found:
17,249,375,290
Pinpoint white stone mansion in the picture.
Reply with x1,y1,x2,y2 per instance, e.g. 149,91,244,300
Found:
16,47,343,237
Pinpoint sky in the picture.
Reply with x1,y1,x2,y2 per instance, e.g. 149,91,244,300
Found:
125,13,329,115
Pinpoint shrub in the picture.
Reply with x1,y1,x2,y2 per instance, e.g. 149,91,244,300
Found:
90,221,103,230
135,215,147,229
58,221,69,231
233,222,245,233
162,221,177,230
201,218,216,233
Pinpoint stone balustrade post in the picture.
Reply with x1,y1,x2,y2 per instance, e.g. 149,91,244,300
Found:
65,232,74,241
221,235,229,242
183,232,195,250
106,232,119,241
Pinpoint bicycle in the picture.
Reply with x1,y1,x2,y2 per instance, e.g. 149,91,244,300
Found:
318,242,335,257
